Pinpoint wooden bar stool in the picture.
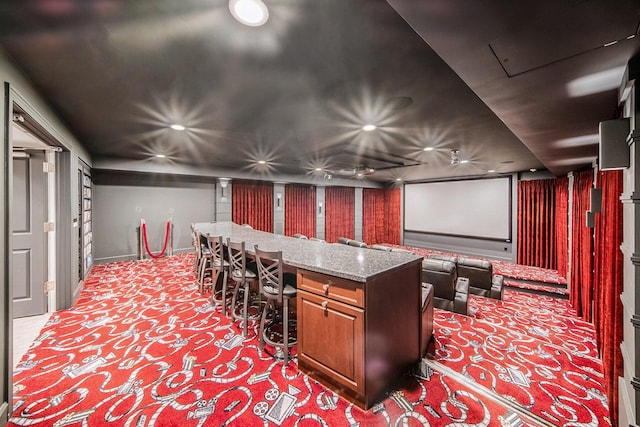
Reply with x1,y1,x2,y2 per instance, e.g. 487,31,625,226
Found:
254,245,297,365
205,235,231,316
227,239,259,336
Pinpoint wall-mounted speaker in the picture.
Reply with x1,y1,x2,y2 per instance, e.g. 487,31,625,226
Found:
590,188,602,213
586,210,595,228
599,118,630,170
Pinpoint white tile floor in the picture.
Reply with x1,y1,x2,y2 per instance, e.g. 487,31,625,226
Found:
13,313,51,371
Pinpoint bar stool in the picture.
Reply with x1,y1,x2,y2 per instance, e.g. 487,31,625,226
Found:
195,231,212,293
205,235,231,316
227,239,259,336
254,245,297,365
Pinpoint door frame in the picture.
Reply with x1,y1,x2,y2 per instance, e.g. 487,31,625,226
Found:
2,86,74,421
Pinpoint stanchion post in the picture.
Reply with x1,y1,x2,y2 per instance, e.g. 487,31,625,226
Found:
169,218,174,256
139,219,145,260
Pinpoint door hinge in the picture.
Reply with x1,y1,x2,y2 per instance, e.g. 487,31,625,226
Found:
43,162,55,173
44,222,55,232
44,281,56,292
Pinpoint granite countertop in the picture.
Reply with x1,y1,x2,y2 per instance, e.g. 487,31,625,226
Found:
194,222,422,282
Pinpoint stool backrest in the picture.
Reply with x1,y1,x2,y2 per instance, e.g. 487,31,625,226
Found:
206,234,225,267
227,239,249,279
254,246,284,301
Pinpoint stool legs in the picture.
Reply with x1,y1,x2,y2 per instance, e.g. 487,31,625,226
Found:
283,298,290,365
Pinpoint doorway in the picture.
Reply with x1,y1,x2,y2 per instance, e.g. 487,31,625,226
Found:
11,123,51,318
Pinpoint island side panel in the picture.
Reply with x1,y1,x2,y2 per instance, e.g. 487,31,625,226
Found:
364,259,422,407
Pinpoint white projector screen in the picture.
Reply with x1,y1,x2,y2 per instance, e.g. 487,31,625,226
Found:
404,177,512,240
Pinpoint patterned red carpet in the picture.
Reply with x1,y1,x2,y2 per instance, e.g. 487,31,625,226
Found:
468,294,597,358
11,254,601,426
432,310,610,426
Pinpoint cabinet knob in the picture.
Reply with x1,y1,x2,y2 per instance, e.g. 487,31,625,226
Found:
321,301,328,310
322,283,330,293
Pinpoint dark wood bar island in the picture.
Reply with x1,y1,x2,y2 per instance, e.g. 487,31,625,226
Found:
194,222,423,409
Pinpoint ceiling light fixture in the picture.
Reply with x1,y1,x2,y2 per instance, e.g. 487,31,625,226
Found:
229,0,269,27
170,124,185,131
314,167,323,172
460,160,469,164
257,160,267,164
396,178,402,181
488,169,496,173
423,146,434,152
530,168,537,172
155,154,166,158
450,149,459,165
362,124,377,131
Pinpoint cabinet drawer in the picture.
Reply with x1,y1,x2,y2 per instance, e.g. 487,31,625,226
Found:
297,270,364,308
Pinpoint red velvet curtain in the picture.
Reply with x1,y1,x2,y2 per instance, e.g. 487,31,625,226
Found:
592,170,623,425
569,170,593,320
284,184,316,237
554,177,569,278
517,179,556,269
362,188,401,245
324,187,354,243
232,181,273,232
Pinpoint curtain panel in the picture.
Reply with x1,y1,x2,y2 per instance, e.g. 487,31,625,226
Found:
554,177,569,279
232,181,274,232
569,170,593,320
324,187,355,243
517,179,556,269
362,188,401,245
284,184,316,238
592,170,624,425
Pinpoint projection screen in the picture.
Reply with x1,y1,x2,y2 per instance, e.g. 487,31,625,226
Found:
404,177,512,240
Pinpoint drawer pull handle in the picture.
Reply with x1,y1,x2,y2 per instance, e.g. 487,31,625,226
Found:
321,301,328,310
322,284,330,293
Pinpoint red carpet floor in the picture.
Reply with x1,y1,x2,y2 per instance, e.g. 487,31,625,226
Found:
468,294,597,358
11,254,549,427
431,309,610,426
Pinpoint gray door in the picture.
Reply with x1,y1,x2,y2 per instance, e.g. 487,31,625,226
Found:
12,151,46,318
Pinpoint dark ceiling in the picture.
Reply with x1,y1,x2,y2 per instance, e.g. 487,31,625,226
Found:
1,0,638,184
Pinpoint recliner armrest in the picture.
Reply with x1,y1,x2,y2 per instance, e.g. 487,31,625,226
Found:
454,277,469,315
491,274,504,300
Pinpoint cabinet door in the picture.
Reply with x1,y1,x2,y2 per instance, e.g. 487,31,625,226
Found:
297,290,364,394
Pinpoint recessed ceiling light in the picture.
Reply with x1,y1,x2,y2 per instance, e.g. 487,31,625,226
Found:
314,167,323,171
530,168,537,172
423,147,434,152
356,172,364,177
257,160,267,164
488,169,496,173
362,124,377,131
170,124,185,131
460,160,469,164
396,178,402,181
155,154,166,158
229,0,269,27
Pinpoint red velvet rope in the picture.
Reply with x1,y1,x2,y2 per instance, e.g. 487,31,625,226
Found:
141,221,171,259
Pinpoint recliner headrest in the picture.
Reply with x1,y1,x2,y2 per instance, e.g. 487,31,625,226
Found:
427,254,458,264
422,258,456,274
458,257,492,270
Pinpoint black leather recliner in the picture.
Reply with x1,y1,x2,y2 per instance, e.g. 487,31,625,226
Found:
457,257,503,300
421,258,469,315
